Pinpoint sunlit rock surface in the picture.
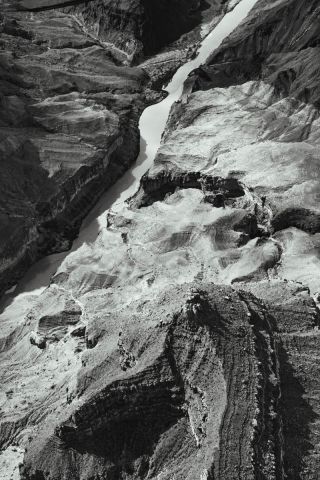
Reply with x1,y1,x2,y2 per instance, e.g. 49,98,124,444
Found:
136,0,320,299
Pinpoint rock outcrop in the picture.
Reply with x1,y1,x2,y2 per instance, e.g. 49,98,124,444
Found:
13,0,226,60
202,0,320,106
2,274,320,479
65,0,206,60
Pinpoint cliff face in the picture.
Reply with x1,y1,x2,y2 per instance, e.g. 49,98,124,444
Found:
124,0,320,480
3,270,320,479
65,0,207,60
13,0,228,60
0,4,150,296
203,0,320,106
124,0,320,476
136,0,320,294
2,1,320,479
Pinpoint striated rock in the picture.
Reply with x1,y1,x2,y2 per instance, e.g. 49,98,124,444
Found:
134,0,320,296
196,0,320,106
237,280,320,479
12,0,226,59
0,4,150,296
3,278,316,479
136,80,320,235
0,0,235,297
50,187,279,299
17,283,285,479
64,0,206,60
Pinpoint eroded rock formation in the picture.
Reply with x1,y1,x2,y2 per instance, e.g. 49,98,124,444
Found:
136,0,320,294
3,281,316,480
0,4,148,296
1,0,320,479
0,0,231,296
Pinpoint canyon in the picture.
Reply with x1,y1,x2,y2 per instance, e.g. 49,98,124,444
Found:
1,0,320,479
0,0,230,296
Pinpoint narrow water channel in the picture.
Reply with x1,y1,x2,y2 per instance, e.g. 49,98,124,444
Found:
1,0,257,314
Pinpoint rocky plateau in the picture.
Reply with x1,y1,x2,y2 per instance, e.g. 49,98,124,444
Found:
1,0,320,479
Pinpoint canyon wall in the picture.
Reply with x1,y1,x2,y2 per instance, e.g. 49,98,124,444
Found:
1,0,320,479
65,0,208,59
0,0,229,296
0,3,146,296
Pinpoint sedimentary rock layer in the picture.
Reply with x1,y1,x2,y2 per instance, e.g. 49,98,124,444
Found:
120,0,320,475
0,5,147,296
1,282,306,480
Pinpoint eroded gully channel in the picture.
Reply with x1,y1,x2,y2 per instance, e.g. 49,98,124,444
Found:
1,0,258,317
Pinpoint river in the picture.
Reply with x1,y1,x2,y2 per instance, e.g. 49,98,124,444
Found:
1,0,257,315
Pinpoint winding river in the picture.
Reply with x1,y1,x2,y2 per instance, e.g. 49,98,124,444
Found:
1,0,257,314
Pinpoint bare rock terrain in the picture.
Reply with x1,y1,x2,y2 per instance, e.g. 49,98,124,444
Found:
137,0,320,295
1,0,320,479
0,0,232,295
0,3,147,296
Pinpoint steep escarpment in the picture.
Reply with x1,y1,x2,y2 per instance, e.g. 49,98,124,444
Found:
62,0,237,90
3,275,319,479
13,0,231,60
194,0,320,292
0,0,237,297
110,1,320,475
242,281,320,479
0,5,151,296
64,0,208,60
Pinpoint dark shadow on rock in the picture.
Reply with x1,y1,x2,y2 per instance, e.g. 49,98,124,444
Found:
278,340,318,478
272,208,320,235
69,413,181,463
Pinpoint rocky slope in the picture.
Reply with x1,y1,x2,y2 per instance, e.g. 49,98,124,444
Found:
13,0,225,60
125,0,320,475
2,0,320,479
0,0,232,296
0,4,147,297
4,279,320,480
137,0,320,294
